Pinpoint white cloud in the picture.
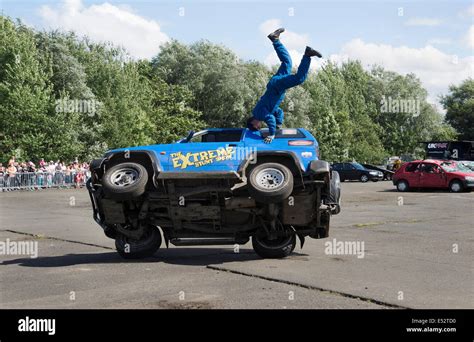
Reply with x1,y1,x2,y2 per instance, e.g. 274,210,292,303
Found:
38,0,169,59
404,17,442,27
426,38,452,46
328,39,474,108
459,4,474,18
464,25,474,49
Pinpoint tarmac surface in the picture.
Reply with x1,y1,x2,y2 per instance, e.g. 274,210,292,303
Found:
1,181,472,309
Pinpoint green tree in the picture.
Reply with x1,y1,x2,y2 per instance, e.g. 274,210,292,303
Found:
0,17,58,162
441,79,474,140
152,40,267,128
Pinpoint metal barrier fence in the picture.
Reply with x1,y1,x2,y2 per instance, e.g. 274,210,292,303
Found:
0,171,90,191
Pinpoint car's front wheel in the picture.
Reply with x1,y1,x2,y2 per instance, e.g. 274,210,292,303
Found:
360,174,369,182
329,171,341,214
247,162,294,203
115,225,162,259
449,180,464,193
102,162,148,200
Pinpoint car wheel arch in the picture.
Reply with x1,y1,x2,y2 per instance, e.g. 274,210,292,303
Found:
240,152,303,179
104,151,160,189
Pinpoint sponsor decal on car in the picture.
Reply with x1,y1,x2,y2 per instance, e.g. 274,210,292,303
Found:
171,146,235,169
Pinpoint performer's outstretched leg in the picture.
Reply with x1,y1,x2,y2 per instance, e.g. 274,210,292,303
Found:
273,41,292,76
268,28,292,76
273,46,321,91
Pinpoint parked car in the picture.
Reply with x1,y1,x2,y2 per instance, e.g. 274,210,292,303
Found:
361,163,395,181
87,128,341,259
392,159,474,192
332,162,384,182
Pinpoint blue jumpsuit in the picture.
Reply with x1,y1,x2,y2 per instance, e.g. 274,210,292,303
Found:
252,40,311,136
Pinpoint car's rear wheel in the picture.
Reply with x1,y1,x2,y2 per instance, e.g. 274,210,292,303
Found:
360,174,369,182
247,162,294,203
102,162,148,200
449,180,464,193
252,233,296,259
115,225,161,259
396,180,409,192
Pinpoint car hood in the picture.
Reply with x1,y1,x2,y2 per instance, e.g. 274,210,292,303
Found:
449,171,474,177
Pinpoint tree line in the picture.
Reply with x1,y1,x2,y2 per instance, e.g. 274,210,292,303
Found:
1,16,472,164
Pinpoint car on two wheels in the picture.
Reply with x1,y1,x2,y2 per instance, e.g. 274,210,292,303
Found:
87,128,341,259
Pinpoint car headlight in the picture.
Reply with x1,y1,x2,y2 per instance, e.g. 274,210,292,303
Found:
369,171,378,175
465,176,474,182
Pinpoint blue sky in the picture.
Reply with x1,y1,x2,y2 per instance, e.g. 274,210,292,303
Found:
2,0,473,106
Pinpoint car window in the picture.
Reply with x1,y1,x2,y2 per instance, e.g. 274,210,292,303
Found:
421,163,439,173
352,163,365,170
332,164,342,171
190,130,243,143
343,163,354,170
405,163,419,172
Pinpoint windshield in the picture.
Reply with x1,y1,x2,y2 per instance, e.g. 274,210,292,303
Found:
352,163,365,170
441,162,473,173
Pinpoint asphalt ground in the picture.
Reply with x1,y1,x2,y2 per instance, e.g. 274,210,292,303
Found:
0,181,472,309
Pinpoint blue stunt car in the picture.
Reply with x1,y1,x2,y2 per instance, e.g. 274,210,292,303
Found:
87,128,341,259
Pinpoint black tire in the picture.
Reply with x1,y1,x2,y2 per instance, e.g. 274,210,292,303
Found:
252,234,296,259
360,174,369,182
396,180,409,192
115,225,161,259
449,179,464,193
102,162,148,200
329,171,341,214
247,162,293,203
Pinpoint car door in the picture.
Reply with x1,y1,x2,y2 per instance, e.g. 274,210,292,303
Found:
419,163,447,188
403,162,421,187
167,130,244,172
335,163,349,180
332,163,344,179
344,163,357,180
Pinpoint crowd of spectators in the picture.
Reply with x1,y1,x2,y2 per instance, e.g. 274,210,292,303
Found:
0,157,90,191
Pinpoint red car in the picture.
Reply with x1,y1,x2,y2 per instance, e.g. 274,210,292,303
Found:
393,159,474,192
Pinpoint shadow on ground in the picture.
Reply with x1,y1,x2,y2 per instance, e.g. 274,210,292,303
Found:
1,248,309,267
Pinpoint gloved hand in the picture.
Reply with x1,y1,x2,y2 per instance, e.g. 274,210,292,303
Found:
263,135,275,144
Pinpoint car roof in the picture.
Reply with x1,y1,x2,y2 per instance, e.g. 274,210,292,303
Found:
204,128,244,131
409,159,457,165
